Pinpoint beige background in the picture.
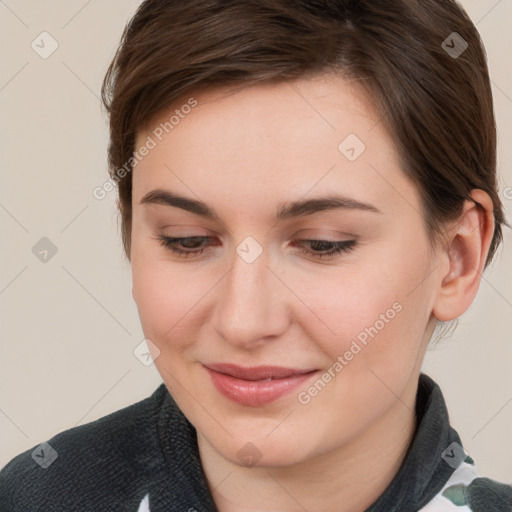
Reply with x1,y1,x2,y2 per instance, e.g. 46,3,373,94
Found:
1,0,511,482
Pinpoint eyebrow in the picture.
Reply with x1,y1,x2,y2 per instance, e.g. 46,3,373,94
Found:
139,188,382,222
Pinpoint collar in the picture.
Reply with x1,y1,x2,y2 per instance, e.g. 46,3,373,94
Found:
366,372,462,511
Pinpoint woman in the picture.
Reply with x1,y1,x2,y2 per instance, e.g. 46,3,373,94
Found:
1,0,511,510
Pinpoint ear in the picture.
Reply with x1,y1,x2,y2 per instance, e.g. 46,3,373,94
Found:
432,189,495,322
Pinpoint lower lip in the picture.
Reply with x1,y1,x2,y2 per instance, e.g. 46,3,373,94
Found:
204,366,318,407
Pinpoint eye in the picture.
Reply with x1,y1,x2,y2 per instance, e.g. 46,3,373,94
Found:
155,235,214,258
293,239,356,259
154,235,356,260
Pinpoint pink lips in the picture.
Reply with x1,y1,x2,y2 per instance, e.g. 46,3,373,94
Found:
203,363,318,407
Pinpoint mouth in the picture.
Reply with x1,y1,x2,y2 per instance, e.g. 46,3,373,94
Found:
203,362,318,380
202,363,319,406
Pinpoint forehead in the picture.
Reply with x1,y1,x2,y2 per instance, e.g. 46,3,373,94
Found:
132,73,418,220
139,73,383,148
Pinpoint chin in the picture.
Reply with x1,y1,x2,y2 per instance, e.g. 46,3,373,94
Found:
213,433,310,469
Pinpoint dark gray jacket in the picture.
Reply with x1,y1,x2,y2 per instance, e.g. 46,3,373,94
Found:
1,373,511,511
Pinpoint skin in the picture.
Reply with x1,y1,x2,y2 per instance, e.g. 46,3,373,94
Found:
130,73,494,512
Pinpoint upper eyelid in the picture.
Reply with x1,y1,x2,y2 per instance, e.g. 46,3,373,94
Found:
159,235,356,248
159,239,357,267
160,234,353,242
157,235,356,254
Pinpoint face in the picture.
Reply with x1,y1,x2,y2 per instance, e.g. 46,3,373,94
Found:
131,73,440,467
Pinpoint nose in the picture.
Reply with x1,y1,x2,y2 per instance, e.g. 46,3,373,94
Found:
213,241,290,350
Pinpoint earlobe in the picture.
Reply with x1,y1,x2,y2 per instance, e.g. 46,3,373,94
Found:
432,189,495,322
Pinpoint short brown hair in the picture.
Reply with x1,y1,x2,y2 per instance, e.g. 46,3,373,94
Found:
101,0,509,266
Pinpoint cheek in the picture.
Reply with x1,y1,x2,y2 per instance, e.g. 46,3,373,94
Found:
297,248,432,375
131,245,203,349
132,224,433,369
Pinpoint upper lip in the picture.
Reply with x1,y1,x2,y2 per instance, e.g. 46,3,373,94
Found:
203,363,317,381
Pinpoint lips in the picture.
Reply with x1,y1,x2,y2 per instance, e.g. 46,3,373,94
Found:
202,363,319,406
203,363,317,381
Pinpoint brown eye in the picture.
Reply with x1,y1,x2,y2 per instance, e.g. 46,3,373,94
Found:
156,235,214,257
294,239,356,259
154,235,356,260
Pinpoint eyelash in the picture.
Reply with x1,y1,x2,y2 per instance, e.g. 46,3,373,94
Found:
155,235,356,260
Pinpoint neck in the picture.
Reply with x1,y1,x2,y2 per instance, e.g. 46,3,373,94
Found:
198,372,419,512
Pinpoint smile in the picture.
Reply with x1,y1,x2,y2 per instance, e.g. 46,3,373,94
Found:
202,363,319,406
